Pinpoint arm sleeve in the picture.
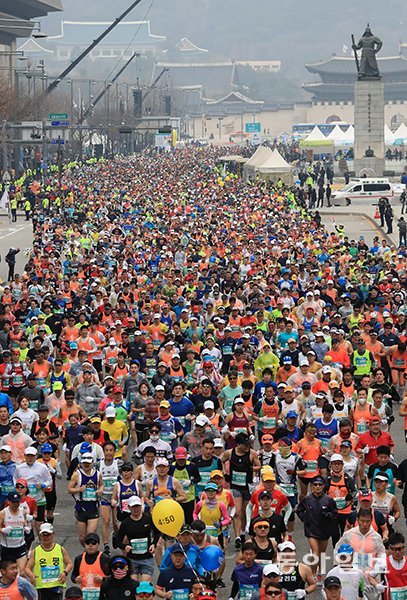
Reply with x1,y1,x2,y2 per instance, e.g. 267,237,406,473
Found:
230,579,239,599
71,555,82,582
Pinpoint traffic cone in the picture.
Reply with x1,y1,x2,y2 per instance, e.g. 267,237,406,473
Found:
374,206,380,219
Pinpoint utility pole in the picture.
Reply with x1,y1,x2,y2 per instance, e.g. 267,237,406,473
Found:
46,0,145,95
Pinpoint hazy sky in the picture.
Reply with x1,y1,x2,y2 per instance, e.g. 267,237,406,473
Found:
41,0,407,77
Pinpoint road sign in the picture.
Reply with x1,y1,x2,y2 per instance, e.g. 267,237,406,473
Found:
245,122,261,133
50,139,65,145
51,120,69,127
49,113,68,120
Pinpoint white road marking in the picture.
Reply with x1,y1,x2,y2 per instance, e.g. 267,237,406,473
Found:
0,224,31,238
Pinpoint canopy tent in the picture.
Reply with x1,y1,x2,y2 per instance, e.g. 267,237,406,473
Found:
303,126,326,142
243,145,274,181
346,125,354,143
394,123,407,145
257,149,293,184
384,124,396,146
327,125,350,143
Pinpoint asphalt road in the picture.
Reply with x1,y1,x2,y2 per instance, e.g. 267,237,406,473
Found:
0,212,405,599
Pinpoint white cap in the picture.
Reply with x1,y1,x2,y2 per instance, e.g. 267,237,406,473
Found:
105,406,116,418
153,313,161,319
127,496,142,507
24,447,37,455
330,453,344,463
156,457,169,467
322,366,332,374
0,445,12,452
81,453,94,463
299,359,309,367
233,397,245,405
263,563,281,577
213,438,224,448
196,416,209,427
108,339,116,346
278,541,296,552
39,523,54,535
155,385,165,392
204,400,215,410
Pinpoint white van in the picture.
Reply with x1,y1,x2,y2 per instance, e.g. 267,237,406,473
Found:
330,178,394,206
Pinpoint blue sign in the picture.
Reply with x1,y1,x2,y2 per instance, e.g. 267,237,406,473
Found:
51,139,65,145
51,120,69,127
245,122,261,133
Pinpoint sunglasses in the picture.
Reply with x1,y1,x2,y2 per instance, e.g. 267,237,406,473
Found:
266,592,281,597
137,594,153,598
85,540,98,545
150,430,160,434
391,545,405,551
15,484,25,489
255,525,270,530
112,563,127,570
41,532,52,537
312,482,324,486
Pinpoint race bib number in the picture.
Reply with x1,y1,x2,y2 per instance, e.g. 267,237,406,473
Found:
279,483,296,496
239,584,258,600
206,526,219,537
130,538,148,554
334,497,347,510
232,471,247,487
390,587,407,600
8,527,23,539
263,417,276,429
102,477,116,494
305,460,317,473
83,487,97,501
83,589,100,600
173,590,189,600
41,565,60,583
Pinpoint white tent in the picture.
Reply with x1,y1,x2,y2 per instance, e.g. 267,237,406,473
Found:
327,125,349,142
394,123,407,140
244,145,273,168
257,149,293,184
384,124,396,146
346,125,355,143
303,126,326,142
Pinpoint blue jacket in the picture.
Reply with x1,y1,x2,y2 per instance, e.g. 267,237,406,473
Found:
160,542,204,575
0,460,16,501
0,393,14,415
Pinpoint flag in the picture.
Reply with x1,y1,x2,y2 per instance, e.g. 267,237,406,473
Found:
0,188,8,210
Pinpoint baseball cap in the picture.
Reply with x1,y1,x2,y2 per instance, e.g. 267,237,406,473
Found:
359,490,373,500
105,406,116,418
374,473,389,481
330,453,344,463
10,416,22,425
24,447,37,455
121,462,133,472
179,524,192,534
39,523,54,535
282,356,292,364
337,544,353,555
261,435,274,444
0,445,12,452
263,564,281,577
38,404,49,412
286,410,298,418
262,471,276,481
324,576,341,589
90,417,101,424
155,385,165,392
175,447,187,459
259,491,272,500
81,453,94,463
213,438,224,448
278,541,296,551
204,482,218,492
7,492,20,503
322,366,332,374
204,400,215,410
233,397,245,405
41,443,53,454
195,416,209,427
159,400,170,408
137,582,155,595
156,458,169,467
112,386,122,394
53,381,63,391
210,470,224,479
127,496,142,507
79,442,92,454
340,440,352,448
170,543,184,554
85,533,100,544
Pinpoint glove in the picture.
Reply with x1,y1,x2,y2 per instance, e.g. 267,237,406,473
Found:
185,414,193,421
277,419,283,427
26,514,33,523
376,584,386,593
221,425,229,435
260,416,267,422
249,434,255,442
388,515,396,525
230,431,237,438
213,521,221,529
1,526,12,535
363,446,370,455
381,419,388,425
169,433,177,440
48,467,56,474
24,526,31,534
221,410,227,419
295,591,306,599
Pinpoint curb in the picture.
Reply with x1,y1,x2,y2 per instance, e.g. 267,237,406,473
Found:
319,210,396,246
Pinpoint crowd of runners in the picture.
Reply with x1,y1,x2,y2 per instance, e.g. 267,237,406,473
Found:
0,146,405,600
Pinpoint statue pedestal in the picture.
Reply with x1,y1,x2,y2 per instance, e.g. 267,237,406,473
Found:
354,79,385,177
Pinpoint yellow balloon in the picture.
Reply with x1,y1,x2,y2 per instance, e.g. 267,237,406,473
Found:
219,181,224,187
152,499,184,537
225,176,230,181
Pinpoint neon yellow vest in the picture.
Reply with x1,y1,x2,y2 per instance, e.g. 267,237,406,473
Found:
33,543,66,589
